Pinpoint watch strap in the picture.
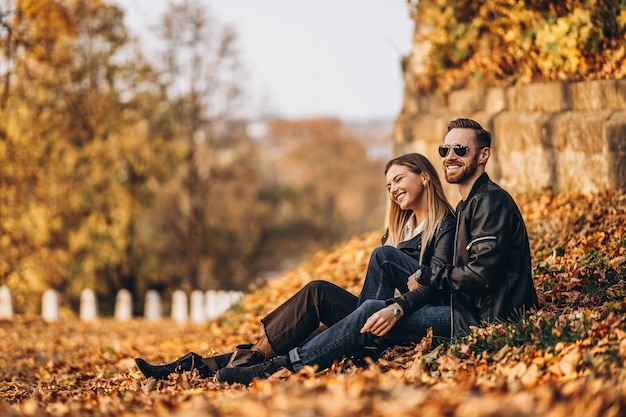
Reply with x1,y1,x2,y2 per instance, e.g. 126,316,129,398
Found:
390,304,403,318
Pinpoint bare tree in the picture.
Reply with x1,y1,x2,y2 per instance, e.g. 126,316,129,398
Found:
152,0,244,289
0,0,14,108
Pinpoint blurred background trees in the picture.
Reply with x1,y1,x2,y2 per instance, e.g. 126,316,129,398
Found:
4,0,623,316
0,0,387,315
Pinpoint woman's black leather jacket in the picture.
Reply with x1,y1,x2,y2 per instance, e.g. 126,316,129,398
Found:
384,211,456,316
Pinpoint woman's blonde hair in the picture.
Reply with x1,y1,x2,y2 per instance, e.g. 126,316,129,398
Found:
384,153,453,262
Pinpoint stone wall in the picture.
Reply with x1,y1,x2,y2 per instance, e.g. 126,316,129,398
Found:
393,79,626,198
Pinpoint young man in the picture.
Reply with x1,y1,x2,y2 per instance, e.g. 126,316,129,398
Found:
421,117,538,335
215,118,538,385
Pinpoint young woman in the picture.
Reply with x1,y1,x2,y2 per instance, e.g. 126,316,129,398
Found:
135,153,455,383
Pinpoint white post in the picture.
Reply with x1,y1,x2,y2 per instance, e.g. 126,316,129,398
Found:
144,290,161,321
205,290,218,320
114,289,133,321
79,288,98,321
229,291,243,306
0,285,13,319
190,290,206,324
42,289,59,322
205,290,243,319
171,290,188,323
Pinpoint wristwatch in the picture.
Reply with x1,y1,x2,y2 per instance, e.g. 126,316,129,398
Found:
413,268,422,282
390,304,403,318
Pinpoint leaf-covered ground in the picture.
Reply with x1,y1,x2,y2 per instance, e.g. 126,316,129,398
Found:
1,189,625,416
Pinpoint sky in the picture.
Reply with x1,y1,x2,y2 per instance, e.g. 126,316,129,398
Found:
115,0,415,121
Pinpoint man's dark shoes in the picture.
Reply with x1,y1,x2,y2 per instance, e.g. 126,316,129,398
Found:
135,352,216,380
346,345,384,369
216,356,292,385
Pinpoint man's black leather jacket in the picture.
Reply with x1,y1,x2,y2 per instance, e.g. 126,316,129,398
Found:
417,173,539,337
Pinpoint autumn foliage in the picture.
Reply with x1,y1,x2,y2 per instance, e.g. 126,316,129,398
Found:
1,188,625,416
2,1,626,415
408,0,626,94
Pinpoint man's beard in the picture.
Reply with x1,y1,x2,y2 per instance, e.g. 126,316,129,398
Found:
445,155,479,184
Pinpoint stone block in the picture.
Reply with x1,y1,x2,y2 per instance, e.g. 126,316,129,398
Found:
417,94,447,112
491,112,555,194
484,87,507,113
465,111,499,133
409,114,449,170
393,114,417,149
569,80,626,111
506,82,570,112
548,111,615,192
399,93,446,114
618,80,626,109
448,88,486,113
606,111,626,188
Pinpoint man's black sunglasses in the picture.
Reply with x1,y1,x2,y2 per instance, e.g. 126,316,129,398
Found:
438,144,484,157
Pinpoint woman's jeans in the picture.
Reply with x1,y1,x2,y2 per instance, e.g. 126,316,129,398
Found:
357,245,419,304
261,246,450,365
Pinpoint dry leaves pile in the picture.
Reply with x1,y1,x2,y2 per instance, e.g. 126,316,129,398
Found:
1,189,625,416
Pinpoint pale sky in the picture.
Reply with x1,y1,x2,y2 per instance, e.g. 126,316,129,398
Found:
116,1,414,121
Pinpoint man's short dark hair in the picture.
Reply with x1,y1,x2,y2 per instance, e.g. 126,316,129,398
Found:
447,118,492,148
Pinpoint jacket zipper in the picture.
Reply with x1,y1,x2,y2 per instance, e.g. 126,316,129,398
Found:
465,236,497,251
450,214,462,338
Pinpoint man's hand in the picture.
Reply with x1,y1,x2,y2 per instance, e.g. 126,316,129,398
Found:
360,305,402,336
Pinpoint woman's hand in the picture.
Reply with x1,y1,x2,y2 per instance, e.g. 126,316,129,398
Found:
407,271,423,291
360,305,401,336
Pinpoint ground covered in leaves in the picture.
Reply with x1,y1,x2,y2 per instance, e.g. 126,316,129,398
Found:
1,189,625,416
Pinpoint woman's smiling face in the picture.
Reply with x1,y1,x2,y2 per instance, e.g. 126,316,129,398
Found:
385,163,425,212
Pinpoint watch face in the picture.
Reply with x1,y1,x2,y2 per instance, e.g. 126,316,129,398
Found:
414,269,421,281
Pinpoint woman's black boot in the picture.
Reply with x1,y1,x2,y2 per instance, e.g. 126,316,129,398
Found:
135,344,254,380
135,352,214,380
